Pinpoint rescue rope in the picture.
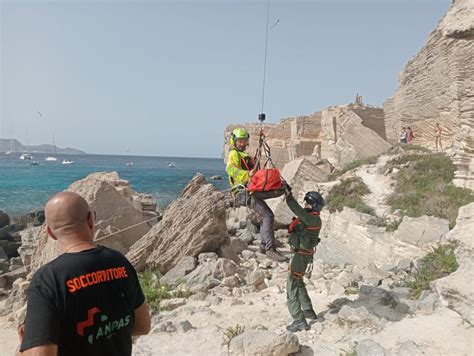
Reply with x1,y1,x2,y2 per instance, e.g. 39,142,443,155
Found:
260,0,271,114
18,215,160,273
94,215,160,243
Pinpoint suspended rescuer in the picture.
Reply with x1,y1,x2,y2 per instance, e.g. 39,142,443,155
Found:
17,192,151,356
226,128,288,262
284,185,324,332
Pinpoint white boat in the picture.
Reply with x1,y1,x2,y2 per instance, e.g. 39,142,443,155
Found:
45,133,58,162
30,160,40,166
62,159,74,165
20,153,33,160
126,161,133,166
168,162,176,168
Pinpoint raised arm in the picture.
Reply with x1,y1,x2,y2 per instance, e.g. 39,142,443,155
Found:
285,194,320,226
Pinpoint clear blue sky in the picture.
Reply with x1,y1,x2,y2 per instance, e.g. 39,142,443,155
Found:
1,0,450,158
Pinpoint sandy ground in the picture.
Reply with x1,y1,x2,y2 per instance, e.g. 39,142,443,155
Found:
0,313,20,355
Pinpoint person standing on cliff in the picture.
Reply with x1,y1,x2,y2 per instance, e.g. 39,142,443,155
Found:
17,192,151,356
407,127,415,144
284,187,324,332
226,128,288,262
399,127,407,144
434,123,443,151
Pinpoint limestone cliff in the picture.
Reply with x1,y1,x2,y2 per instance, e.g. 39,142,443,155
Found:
383,0,474,189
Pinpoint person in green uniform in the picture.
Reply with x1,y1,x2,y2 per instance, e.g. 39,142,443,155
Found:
284,188,324,332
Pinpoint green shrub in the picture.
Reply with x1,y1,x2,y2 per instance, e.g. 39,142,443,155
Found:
138,271,192,312
224,324,245,345
386,153,474,228
340,348,357,356
326,177,374,215
406,244,458,299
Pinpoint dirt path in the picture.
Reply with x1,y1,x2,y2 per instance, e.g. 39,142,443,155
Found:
355,155,394,217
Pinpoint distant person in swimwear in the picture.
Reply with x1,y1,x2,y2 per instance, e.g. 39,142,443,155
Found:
434,123,443,151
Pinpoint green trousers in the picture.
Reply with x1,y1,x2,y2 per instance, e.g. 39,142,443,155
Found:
286,253,313,321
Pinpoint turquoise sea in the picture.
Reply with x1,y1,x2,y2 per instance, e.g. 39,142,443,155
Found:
0,153,227,217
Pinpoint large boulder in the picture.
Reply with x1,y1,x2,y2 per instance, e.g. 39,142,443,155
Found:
126,174,229,273
316,208,449,267
29,172,151,271
0,210,10,228
13,210,45,227
383,0,474,189
434,203,474,325
229,331,300,356
176,257,246,293
159,256,198,286
0,240,20,259
18,226,43,267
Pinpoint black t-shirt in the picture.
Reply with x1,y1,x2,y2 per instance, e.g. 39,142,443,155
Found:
20,246,145,356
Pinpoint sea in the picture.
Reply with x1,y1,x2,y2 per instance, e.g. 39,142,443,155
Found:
0,153,228,217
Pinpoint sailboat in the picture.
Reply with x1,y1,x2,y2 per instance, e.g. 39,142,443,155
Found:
45,133,58,161
5,139,15,155
125,146,133,166
20,129,33,160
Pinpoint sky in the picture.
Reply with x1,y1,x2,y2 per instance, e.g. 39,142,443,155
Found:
1,0,450,158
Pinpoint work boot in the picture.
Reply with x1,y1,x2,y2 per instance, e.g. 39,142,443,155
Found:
303,309,318,320
286,319,310,332
266,248,289,262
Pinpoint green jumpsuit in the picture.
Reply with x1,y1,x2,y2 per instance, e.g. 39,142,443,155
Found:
286,194,322,321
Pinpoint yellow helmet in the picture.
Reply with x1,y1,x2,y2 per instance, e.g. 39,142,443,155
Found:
230,128,250,147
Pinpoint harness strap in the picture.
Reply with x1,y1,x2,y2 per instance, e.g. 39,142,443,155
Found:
288,212,321,233
294,247,316,256
288,266,305,279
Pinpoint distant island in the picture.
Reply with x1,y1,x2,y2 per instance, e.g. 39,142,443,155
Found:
0,138,86,155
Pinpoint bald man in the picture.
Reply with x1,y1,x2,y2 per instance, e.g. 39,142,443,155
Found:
18,192,151,356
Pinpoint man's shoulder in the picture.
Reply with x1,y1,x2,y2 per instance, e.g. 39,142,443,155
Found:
37,246,129,273
98,245,130,261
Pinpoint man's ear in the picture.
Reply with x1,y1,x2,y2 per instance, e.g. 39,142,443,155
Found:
47,226,57,241
87,211,94,231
